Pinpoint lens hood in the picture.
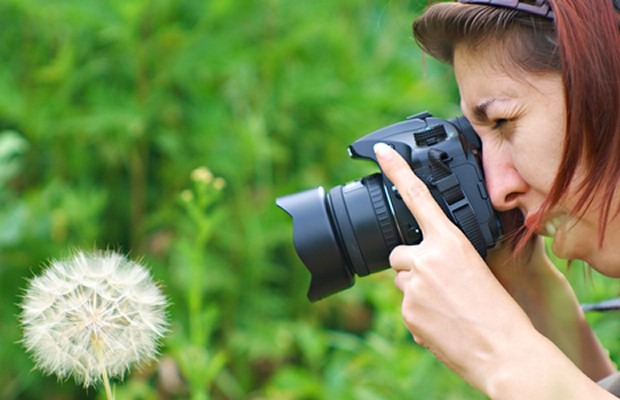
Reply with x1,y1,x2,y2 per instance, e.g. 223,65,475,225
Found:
276,188,354,301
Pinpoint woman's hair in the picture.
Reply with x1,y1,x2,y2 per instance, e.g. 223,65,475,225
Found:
414,0,620,246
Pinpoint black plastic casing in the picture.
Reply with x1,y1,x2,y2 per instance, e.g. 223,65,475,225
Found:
276,113,502,301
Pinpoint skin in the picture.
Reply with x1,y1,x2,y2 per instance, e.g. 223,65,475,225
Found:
373,42,618,399
453,45,620,278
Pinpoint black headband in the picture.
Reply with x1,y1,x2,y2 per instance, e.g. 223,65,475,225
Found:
457,0,553,19
458,0,620,20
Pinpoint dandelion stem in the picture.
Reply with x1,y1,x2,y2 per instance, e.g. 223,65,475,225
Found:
102,367,114,400
95,338,115,400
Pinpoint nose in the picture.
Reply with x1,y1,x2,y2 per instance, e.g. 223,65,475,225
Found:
482,145,529,212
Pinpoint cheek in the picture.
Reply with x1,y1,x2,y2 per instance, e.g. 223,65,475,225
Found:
512,151,555,191
509,130,562,192
482,137,554,194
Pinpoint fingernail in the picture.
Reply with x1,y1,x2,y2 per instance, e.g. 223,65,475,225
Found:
374,142,394,159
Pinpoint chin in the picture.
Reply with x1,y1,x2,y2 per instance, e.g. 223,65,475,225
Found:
586,257,620,278
549,231,578,261
551,225,620,277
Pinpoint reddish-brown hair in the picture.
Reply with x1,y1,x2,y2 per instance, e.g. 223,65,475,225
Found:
414,0,620,247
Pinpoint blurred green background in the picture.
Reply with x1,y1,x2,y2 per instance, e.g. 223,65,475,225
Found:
0,0,617,399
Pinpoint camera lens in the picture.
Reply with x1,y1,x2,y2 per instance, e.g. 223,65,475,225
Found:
276,173,400,301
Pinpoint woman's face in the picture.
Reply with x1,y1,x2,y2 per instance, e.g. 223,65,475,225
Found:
453,43,620,276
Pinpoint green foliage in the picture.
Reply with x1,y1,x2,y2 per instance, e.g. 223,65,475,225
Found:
0,0,617,399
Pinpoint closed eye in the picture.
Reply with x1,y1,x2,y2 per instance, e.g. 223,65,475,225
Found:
492,118,508,130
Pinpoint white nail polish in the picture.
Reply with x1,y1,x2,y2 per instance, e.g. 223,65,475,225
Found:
373,142,393,159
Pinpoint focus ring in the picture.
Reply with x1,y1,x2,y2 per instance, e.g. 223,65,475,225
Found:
366,174,400,251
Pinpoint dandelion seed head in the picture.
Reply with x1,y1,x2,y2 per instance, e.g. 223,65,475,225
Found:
19,250,168,388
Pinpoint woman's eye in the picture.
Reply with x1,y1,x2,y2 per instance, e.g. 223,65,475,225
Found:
492,118,508,130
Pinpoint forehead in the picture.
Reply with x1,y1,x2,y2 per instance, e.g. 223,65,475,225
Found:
453,44,523,98
453,43,562,111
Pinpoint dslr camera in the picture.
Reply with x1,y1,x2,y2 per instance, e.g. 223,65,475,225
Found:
276,112,502,301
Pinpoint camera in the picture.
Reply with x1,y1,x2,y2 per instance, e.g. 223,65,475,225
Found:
276,112,502,301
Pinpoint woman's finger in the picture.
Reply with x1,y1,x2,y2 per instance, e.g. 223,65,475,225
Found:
373,142,450,237
393,269,411,292
389,244,418,272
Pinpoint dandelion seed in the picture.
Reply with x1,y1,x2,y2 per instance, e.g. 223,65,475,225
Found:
19,250,168,394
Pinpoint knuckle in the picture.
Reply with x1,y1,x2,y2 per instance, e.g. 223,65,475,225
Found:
388,247,404,267
414,249,437,268
412,335,427,348
402,311,426,347
401,303,416,328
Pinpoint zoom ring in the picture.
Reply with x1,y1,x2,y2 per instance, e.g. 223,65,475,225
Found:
366,175,400,251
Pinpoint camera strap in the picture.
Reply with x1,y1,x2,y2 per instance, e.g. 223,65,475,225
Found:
581,297,620,312
427,148,488,257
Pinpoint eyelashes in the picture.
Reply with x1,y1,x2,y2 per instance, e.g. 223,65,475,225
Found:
491,118,508,130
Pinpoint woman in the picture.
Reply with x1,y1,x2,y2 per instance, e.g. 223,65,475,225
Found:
374,0,620,398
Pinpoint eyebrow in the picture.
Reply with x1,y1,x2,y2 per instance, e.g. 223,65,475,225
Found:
472,99,495,123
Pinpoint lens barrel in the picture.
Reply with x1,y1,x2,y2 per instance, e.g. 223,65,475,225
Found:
276,173,399,301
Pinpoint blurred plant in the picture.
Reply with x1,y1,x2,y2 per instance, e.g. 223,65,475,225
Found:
19,250,169,400
0,130,29,190
166,166,231,400
179,167,226,348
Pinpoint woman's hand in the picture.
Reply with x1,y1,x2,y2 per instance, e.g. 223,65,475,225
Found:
373,142,615,398
373,143,535,385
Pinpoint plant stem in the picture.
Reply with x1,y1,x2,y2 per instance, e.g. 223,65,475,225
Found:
95,339,115,400
102,368,114,400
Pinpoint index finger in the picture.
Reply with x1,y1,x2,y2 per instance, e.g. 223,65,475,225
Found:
374,142,448,235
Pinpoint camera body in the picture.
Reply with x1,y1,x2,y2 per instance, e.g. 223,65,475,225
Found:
276,112,502,301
